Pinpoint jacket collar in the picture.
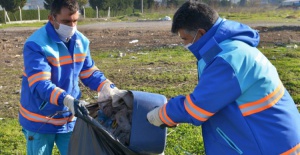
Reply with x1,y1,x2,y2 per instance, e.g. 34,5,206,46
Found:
188,17,223,61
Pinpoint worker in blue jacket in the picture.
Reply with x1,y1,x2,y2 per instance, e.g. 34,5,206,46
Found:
19,0,126,155
147,1,300,155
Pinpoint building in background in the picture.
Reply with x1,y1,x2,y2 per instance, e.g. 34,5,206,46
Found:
23,0,44,10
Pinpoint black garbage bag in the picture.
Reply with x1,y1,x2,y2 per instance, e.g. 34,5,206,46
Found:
68,91,167,155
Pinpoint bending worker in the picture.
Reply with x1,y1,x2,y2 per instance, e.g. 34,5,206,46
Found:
147,1,300,155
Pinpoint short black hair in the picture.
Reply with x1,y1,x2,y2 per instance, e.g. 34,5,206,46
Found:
171,1,219,34
51,0,79,16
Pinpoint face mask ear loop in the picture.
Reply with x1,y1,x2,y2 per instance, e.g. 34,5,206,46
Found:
52,15,60,28
191,30,199,44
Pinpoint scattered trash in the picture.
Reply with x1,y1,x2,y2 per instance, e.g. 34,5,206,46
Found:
118,52,125,57
270,55,276,60
294,44,298,49
286,44,298,49
161,16,172,21
129,40,138,44
137,52,148,55
96,92,133,145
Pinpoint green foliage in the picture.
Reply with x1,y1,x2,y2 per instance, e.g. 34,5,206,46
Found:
89,0,109,10
134,0,155,9
0,119,25,155
78,0,89,8
0,9,49,23
0,0,26,13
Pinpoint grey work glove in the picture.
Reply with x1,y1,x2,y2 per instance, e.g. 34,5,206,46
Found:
97,79,129,107
147,105,179,128
63,95,89,118
147,106,165,127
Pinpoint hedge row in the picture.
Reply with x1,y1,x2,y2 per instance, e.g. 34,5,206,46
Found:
0,7,135,23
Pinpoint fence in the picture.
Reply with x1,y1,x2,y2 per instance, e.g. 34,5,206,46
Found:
0,7,135,24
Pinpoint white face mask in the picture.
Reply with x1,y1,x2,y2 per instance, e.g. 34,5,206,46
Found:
184,43,192,50
54,18,77,42
184,31,198,51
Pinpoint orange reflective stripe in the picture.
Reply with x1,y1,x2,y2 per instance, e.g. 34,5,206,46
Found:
59,56,72,65
184,95,214,122
280,143,300,155
97,79,108,92
28,72,51,87
80,66,99,79
47,56,72,66
74,53,86,62
19,104,73,126
50,87,64,105
240,83,284,116
159,104,177,126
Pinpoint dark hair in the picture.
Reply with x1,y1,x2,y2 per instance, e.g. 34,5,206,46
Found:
51,0,79,16
171,1,219,34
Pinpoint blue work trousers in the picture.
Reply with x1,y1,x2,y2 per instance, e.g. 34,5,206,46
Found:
22,128,72,155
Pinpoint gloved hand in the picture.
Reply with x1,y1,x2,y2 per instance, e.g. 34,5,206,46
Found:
97,79,129,107
147,106,179,128
147,106,164,127
63,95,89,118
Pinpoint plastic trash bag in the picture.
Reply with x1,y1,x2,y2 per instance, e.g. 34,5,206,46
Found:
68,91,167,155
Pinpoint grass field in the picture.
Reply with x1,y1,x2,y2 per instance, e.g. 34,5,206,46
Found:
1,45,299,154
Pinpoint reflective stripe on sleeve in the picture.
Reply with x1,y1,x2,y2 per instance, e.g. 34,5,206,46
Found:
80,66,99,79
159,104,177,126
184,95,214,122
50,87,64,105
97,79,108,92
28,72,51,87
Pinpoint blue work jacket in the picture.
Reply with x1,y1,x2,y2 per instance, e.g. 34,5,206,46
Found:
19,22,107,133
159,18,300,154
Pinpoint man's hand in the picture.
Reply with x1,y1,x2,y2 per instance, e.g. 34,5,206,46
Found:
147,106,179,128
97,80,128,107
63,95,89,118
147,106,164,127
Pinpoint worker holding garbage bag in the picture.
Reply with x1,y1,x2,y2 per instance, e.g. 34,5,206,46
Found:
147,1,300,155
19,0,126,155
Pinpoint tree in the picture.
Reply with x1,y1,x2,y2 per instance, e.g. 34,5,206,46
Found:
44,0,54,10
0,0,26,13
78,0,88,8
109,0,134,16
89,0,109,10
240,0,247,6
134,0,154,10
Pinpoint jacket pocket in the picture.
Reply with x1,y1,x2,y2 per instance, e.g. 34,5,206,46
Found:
216,127,243,154
39,101,48,110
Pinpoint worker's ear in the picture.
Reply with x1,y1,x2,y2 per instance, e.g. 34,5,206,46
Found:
198,28,206,36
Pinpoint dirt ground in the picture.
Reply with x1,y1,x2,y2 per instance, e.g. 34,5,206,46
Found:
1,21,300,118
